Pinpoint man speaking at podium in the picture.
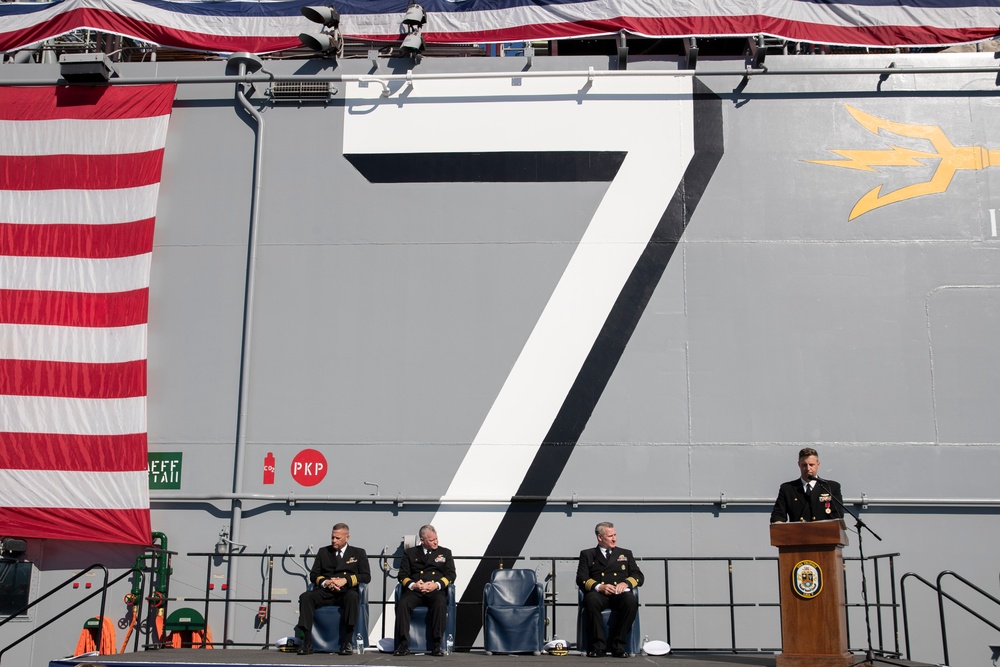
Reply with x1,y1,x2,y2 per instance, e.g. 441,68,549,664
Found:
770,447,844,523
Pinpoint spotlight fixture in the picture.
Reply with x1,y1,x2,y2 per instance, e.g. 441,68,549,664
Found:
59,53,115,83
299,32,341,52
301,5,340,27
214,526,230,555
400,31,425,55
0,537,27,560
400,3,426,58
402,4,426,27
299,5,343,54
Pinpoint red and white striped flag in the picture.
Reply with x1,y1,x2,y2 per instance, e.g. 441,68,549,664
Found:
0,84,176,545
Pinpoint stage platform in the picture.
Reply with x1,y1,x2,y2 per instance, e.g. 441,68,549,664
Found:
49,648,936,667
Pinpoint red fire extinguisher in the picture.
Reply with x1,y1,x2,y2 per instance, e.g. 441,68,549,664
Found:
263,452,275,485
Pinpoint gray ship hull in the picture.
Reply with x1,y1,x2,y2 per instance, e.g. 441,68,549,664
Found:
0,52,997,667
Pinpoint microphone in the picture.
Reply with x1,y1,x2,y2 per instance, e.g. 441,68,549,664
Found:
808,475,841,519
812,474,834,488
810,474,832,490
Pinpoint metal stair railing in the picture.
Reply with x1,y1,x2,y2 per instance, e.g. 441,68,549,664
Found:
843,552,902,658
0,563,127,664
900,569,1000,665
187,550,293,648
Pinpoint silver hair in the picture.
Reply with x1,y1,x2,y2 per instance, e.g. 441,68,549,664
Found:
595,522,614,537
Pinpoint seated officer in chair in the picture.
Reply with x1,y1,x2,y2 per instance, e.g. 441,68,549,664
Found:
295,522,370,655
576,521,643,658
393,524,456,657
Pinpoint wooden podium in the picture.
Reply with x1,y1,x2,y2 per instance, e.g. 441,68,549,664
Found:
770,520,853,667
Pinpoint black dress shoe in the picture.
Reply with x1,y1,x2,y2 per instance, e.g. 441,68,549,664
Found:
393,643,410,656
586,649,607,657
339,645,353,655
431,645,445,657
296,643,314,655
611,649,629,658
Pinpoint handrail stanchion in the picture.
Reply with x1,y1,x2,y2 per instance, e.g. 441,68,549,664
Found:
263,553,275,649
549,558,557,642
899,572,918,660
873,555,884,651
202,555,213,649
888,557,900,657
382,560,390,639
936,571,950,666
664,558,671,646
727,559,736,652
843,557,851,649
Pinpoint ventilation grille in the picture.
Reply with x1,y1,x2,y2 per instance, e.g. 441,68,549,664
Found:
268,81,336,102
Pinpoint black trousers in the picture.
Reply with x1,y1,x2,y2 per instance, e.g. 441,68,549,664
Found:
581,590,638,652
296,587,360,637
394,587,447,646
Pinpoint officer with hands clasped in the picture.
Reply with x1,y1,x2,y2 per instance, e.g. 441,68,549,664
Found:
393,524,456,657
295,522,371,655
576,521,643,658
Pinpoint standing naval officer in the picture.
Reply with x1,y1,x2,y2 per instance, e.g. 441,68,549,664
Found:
770,447,844,523
576,521,643,658
295,522,371,655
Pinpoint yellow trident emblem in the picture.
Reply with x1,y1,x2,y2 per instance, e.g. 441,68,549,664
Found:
809,105,1000,220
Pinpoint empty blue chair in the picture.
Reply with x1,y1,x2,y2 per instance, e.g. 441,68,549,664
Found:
483,569,545,655
309,582,369,653
393,583,456,653
576,587,641,656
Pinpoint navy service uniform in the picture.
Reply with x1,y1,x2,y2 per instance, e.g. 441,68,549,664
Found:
769,478,844,523
576,546,643,654
394,545,457,651
296,544,371,643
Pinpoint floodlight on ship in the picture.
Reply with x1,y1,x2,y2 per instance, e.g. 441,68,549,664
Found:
299,5,343,56
401,31,425,55
0,537,27,560
402,4,426,27
400,3,426,58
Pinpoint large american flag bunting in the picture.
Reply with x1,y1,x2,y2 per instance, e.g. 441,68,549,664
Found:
0,0,997,53
0,84,175,545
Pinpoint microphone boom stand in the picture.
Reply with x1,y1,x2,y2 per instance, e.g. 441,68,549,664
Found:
815,478,902,667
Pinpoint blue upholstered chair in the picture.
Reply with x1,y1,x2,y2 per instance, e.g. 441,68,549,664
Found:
483,569,545,655
576,587,641,656
393,583,457,653
309,582,369,652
